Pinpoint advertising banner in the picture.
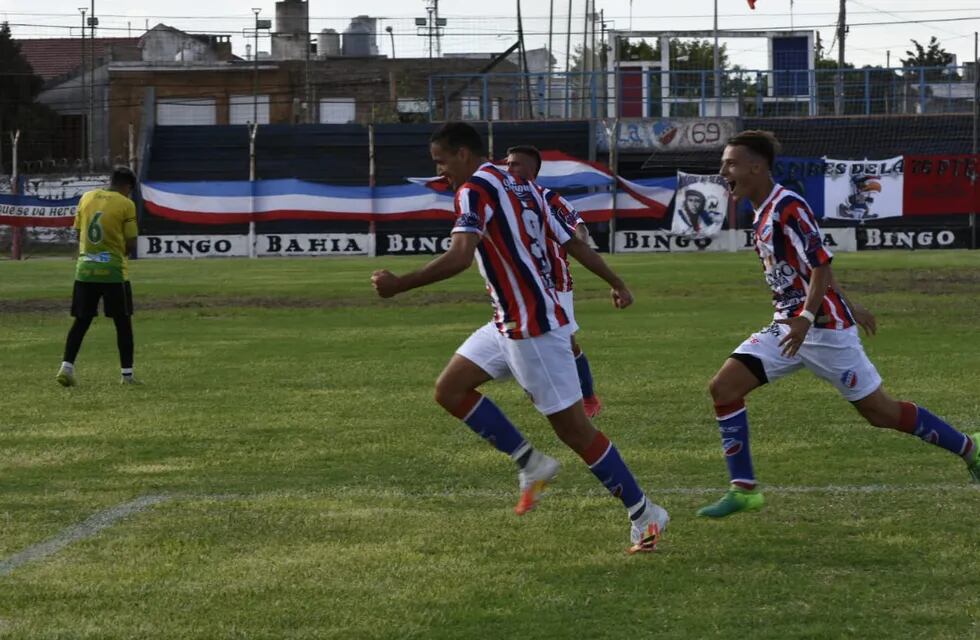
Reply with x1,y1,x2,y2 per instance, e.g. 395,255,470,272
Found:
138,235,249,258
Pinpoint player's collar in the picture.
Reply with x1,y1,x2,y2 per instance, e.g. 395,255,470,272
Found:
753,183,782,217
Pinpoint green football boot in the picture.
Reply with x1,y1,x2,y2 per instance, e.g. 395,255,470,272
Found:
697,486,765,518
967,434,980,484
56,365,76,387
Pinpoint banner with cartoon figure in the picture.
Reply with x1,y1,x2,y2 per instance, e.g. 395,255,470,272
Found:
823,157,904,220
670,172,729,238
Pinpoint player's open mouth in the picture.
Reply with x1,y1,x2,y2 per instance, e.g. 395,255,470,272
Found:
727,180,737,193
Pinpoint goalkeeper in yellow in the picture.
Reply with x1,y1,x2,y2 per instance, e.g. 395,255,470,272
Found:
57,166,140,386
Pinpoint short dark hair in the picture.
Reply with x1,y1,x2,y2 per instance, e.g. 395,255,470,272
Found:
430,122,485,156
726,130,781,169
506,145,542,174
110,165,137,190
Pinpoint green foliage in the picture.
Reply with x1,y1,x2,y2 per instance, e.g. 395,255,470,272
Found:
0,253,979,639
0,21,59,167
903,36,956,81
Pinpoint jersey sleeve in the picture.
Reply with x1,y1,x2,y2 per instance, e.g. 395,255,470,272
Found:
545,189,584,229
452,183,492,235
122,200,138,239
780,199,832,268
539,189,573,246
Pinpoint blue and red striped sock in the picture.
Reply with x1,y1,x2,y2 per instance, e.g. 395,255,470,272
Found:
899,402,975,461
715,400,756,490
452,390,530,460
579,431,647,519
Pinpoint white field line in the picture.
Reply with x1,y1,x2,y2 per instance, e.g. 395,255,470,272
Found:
172,483,979,501
2,484,974,577
0,494,171,577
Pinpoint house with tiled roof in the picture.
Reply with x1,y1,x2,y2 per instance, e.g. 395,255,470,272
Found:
17,24,237,166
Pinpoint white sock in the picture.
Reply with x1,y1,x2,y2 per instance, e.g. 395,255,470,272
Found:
121,368,134,377
61,361,74,372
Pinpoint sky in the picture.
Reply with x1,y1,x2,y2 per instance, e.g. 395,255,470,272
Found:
3,0,979,70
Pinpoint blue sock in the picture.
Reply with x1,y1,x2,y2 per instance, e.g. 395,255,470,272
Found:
903,403,974,460
575,351,596,399
715,401,756,489
453,391,529,459
580,432,647,518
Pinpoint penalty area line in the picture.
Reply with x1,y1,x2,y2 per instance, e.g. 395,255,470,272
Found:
0,494,171,577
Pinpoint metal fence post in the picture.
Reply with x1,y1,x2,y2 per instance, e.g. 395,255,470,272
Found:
10,130,22,260
248,123,258,259
864,68,871,115
918,67,926,114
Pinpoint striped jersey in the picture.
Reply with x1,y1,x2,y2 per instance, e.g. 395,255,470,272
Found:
752,185,854,330
452,163,574,339
538,186,585,293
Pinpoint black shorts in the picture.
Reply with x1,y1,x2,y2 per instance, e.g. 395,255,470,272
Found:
70,281,134,318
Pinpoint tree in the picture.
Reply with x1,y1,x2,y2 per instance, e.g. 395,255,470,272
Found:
902,36,956,81
0,22,57,170
618,38,729,72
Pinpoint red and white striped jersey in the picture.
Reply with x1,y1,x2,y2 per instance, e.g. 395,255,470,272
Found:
452,163,576,339
537,186,584,293
752,185,854,330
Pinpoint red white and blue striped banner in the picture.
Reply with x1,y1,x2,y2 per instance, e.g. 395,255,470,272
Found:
143,152,676,225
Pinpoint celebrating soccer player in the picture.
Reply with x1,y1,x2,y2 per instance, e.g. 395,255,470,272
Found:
56,166,140,386
372,122,669,553
505,145,603,418
698,130,980,517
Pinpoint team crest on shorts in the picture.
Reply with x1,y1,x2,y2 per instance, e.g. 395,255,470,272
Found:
840,370,858,389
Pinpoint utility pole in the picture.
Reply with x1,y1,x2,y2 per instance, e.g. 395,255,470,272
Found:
517,0,533,118
89,0,96,169
546,0,554,118
79,7,87,168
713,0,721,116
564,0,572,118
836,0,846,115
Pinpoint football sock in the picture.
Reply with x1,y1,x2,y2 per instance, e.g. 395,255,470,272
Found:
579,431,645,514
113,316,135,369
451,390,529,457
575,350,596,399
60,361,74,373
514,447,534,470
63,316,94,363
899,402,975,461
121,368,134,378
715,400,756,490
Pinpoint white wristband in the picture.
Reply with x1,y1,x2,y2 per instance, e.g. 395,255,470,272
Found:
799,309,816,324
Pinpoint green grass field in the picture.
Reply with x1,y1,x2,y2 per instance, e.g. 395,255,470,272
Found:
1,251,978,639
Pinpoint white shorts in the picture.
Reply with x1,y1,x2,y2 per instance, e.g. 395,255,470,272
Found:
557,290,577,331
456,322,583,415
733,321,882,402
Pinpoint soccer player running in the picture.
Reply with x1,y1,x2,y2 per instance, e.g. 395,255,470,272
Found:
372,122,669,553
56,166,140,386
698,130,980,517
505,145,603,418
